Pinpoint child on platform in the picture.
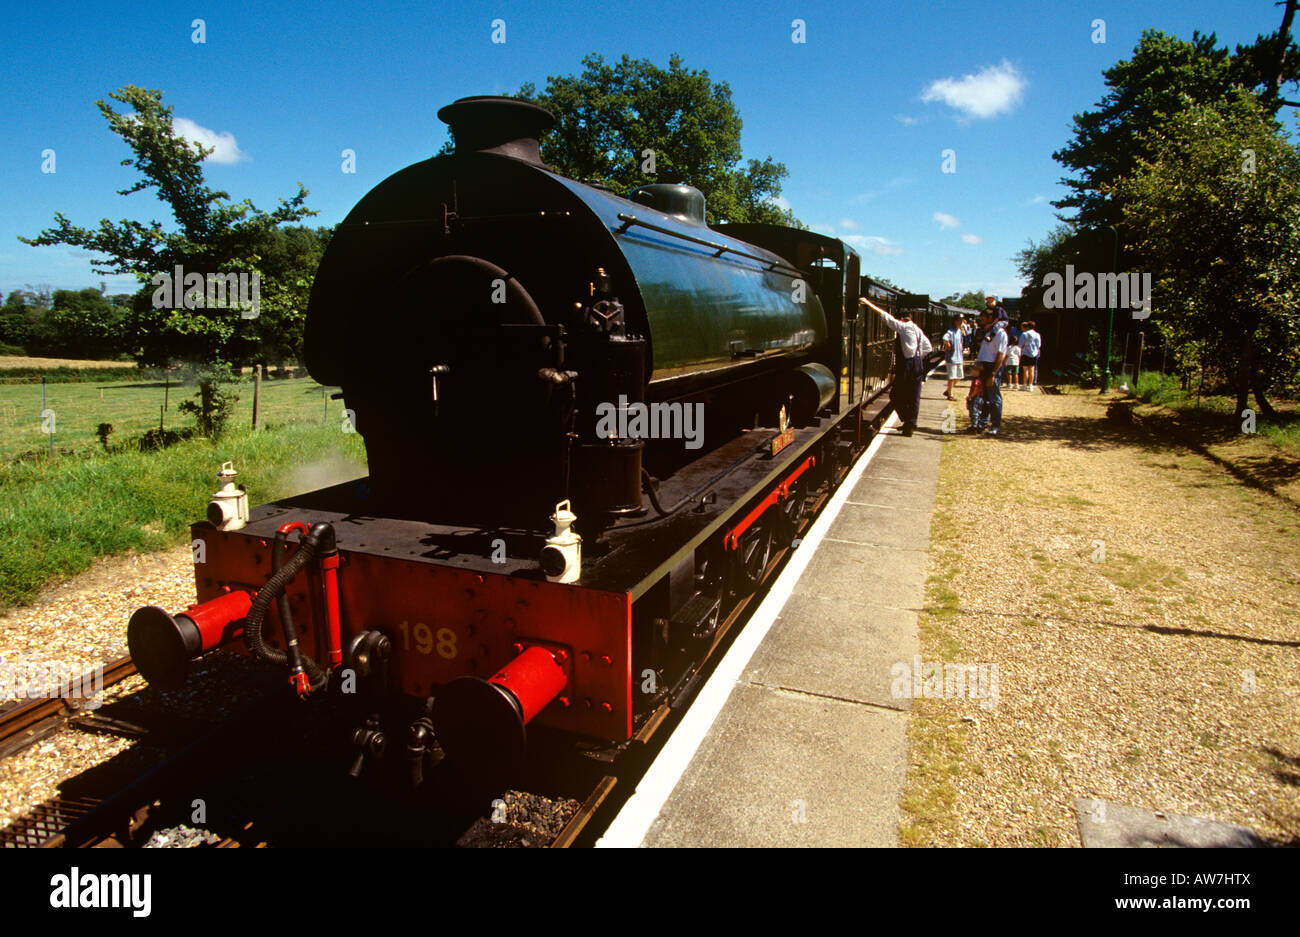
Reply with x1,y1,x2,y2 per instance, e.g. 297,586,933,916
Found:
1006,335,1022,390
966,364,986,431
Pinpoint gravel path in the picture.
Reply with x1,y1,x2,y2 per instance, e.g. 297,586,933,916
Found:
0,546,196,700
1,546,210,831
901,387,1300,846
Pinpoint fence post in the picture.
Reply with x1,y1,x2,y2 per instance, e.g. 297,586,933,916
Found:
42,376,53,457
252,365,262,430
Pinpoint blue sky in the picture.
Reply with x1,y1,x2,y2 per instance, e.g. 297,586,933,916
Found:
1,0,1292,303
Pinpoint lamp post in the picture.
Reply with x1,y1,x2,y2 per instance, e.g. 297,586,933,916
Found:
1101,225,1118,393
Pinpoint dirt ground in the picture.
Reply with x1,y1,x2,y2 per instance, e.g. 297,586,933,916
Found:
900,386,1300,847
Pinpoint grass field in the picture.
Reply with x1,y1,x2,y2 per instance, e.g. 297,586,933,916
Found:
0,356,133,370
0,375,341,461
0,421,366,609
1132,371,1300,454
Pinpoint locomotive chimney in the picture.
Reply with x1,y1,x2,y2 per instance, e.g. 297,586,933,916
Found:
437,96,555,167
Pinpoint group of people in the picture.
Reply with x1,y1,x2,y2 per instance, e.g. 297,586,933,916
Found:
867,293,1043,438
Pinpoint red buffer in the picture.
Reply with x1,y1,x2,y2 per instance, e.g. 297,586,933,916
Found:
432,644,570,778
128,589,253,689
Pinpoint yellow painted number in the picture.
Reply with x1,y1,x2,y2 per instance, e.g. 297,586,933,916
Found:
396,621,457,659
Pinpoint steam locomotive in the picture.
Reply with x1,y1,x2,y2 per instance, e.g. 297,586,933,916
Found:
127,96,944,783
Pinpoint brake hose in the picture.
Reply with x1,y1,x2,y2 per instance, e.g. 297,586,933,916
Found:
244,523,331,695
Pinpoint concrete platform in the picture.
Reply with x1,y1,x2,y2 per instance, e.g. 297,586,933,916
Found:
601,368,949,848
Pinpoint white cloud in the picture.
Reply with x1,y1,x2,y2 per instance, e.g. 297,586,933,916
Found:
812,223,837,236
1027,194,1048,205
840,218,858,230
172,117,248,164
960,233,983,244
766,194,792,212
933,212,961,230
921,60,1026,120
894,114,918,127
843,234,903,256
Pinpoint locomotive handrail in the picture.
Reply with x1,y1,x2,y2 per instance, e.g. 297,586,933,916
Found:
615,213,804,278
454,210,574,225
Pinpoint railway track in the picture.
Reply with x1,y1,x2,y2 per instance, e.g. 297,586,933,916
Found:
0,656,137,761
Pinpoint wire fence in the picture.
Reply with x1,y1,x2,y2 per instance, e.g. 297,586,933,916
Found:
0,374,343,462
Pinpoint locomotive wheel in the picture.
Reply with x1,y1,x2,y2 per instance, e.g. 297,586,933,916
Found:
732,510,773,595
821,442,839,486
777,480,807,545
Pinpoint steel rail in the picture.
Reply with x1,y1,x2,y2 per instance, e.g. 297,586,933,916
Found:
0,657,137,761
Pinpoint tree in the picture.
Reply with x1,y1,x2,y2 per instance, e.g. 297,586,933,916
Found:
456,54,802,227
1013,224,1118,310
42,288,127,359
224,225,332,368
1053,15,1300,235
939,291,987,311
1117,91,1300,415
0,290,49,352
20,86,318,434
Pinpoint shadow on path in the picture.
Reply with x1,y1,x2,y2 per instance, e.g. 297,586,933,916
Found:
927,603,1300,649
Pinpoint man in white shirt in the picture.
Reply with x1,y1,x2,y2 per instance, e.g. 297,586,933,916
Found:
865,299,933,437
941,315,965,400
974,307,1008,435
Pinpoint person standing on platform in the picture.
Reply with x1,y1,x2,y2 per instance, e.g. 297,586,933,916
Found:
942,315,964,399
860,298,932,437
974,306,1008,435
1019,320,1043,390
983,295,1009,383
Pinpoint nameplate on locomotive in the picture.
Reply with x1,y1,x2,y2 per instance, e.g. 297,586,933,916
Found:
770,428,795,456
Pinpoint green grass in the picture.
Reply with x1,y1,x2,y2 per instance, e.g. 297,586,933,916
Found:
0,375,340,461
1095,551,1187,592
0,365,157,384
1258,413,1300,450
1133,370,1300,457
1133,370,1189,408
0,422,365,609
899,723,971,846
